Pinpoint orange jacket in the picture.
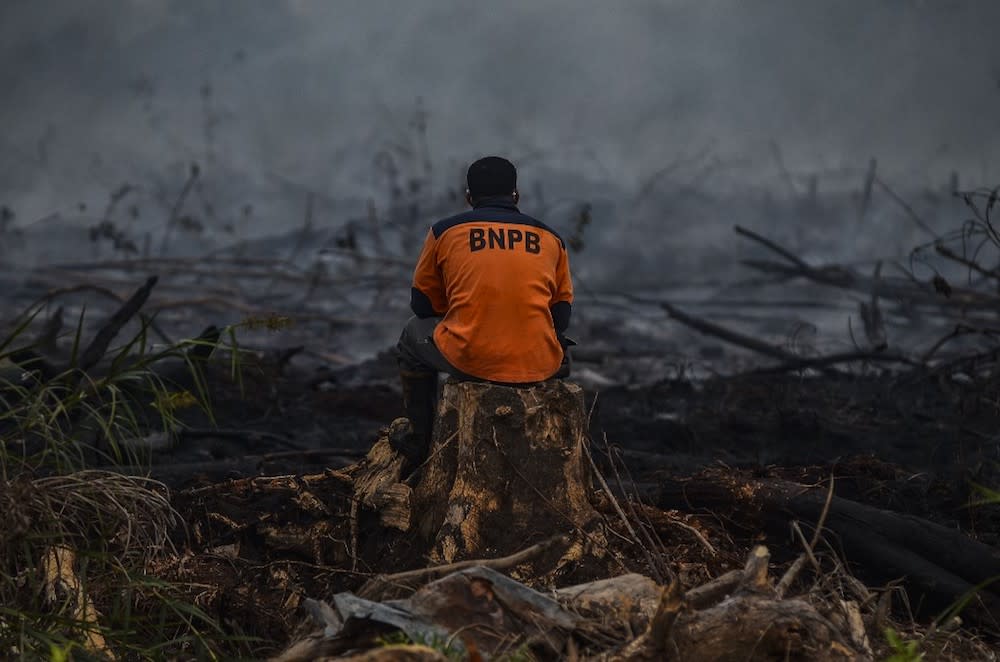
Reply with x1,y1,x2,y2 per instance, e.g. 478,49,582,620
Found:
410,199,573,383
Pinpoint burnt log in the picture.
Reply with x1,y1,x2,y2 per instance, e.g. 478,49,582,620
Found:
650,470,1000,624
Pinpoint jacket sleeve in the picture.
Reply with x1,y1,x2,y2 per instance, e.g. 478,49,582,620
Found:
410,229,448,318
550,242,574,333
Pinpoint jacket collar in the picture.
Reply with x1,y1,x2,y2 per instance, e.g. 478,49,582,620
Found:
472,195,519,211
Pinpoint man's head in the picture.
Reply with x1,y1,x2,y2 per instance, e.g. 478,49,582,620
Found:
466,156,518,206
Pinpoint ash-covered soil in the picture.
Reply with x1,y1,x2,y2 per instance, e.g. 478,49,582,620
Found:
130,348,1000,655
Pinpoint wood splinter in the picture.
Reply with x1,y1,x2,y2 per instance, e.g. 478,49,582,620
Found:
740,544,771,593
649,579,685,651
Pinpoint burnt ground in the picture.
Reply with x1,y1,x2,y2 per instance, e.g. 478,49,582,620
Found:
169,347,1000,533
134,346,1000,656
599,366,999,492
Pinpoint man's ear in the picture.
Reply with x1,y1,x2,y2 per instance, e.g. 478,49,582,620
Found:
465,189,474,207
512,189,519,204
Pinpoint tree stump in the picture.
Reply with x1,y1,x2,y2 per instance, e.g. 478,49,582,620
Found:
410,379,600,564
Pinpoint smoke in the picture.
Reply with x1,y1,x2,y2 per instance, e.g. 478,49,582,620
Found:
1,0,999,232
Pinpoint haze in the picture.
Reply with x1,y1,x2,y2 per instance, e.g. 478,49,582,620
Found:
1,0,999,296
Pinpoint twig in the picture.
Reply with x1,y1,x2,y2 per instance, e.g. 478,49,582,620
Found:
602,436,674,574
934,243,1000,281
255,447,364,465
615,442,676,561
858,158,877,224
180,469,353,496
919,324,1000,364
266,193,316,295
875,176,938,238
744,256,1000,310
663,516,717,558
358,533,569,600
734,225,811,271
775,554,809,601
316,246,412,267
768,141,799,198
159,164,200,256
860,261,887,350
777,475,836,598
349,496,360,574
584,439,666,584
179,427,300,449
739,545,771,592
149,297,371,328
684,569,743,609
662,300,912,373
750,349,917,374
790,522,820,572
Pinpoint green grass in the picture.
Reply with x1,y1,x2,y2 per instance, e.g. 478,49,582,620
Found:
0,306,227,477
0,303,261,659
883,627,924,662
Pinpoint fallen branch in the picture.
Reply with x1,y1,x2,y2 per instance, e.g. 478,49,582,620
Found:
77,276,158,372
661,301,915,371
743,257,1000,311
20,282,174,345
358,533,570,601
180,427,301,449
661,301,796,362
752,349,917,374
919,324,1000,364
684,569,743,609
777,475,836,599
651,471,1000,625
734,224,811,271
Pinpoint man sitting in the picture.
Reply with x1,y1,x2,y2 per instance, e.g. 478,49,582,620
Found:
394,156,574,471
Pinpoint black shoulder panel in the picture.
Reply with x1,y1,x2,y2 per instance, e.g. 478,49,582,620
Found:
550,300,572,333
432,208,565,248
410,287,438,318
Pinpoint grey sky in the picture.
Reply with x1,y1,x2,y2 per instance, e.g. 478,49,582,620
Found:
1,0,999,225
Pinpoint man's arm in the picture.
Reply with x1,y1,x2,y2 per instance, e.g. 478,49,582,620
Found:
411,229,448,318
550,243,574,334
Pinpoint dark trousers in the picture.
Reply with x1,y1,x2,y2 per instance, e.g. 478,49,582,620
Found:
396,316,571,382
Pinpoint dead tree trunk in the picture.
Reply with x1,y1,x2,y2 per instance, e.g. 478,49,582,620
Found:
409,379,600,564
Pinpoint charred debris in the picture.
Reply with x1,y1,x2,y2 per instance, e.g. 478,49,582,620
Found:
1,165,999,659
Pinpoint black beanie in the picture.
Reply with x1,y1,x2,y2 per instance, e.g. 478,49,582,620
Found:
466,156,517,199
